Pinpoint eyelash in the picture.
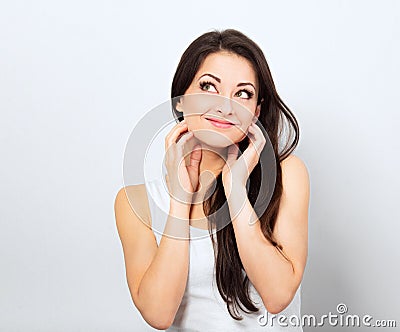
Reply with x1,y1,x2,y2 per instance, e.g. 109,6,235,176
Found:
199,81,254,99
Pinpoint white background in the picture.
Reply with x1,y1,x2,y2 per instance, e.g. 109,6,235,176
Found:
1,0,399,331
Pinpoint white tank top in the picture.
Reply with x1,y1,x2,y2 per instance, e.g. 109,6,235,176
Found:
144,177,303,331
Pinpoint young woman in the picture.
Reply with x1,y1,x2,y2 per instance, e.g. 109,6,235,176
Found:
115,29,310,331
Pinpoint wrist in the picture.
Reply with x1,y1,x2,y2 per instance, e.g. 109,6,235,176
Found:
226,185,247,216
224,183,247,201
222,172,247,196
225,185,247,206
169,198,192,219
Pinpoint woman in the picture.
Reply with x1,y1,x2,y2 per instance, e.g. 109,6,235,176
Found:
115,29,310,331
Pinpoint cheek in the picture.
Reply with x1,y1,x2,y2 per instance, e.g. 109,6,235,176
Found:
232,128,247,143
237,102,257,125
237,114,253,133
185,115,201,132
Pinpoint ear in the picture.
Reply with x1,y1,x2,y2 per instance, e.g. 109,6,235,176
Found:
175,96,184,113
253,104,261,123
176,100,183,113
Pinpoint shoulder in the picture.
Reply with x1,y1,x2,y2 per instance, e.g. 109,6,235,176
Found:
279,154,310,200
281,154,308,175
281,154,309,178
115,184,148,207
114,184,151,227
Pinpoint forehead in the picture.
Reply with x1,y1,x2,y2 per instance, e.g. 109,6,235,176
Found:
195,51,257,87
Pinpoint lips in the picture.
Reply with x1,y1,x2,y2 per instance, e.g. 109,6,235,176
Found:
206,117,233,125
205,117,235,129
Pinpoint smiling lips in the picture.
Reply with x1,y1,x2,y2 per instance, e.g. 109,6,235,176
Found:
205,117,235,129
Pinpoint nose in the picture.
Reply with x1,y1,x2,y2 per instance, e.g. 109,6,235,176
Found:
216,96,233,115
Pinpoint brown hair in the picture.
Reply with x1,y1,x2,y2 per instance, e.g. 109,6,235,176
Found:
171,29,299,320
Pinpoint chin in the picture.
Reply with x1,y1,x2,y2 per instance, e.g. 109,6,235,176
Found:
193,132,234,149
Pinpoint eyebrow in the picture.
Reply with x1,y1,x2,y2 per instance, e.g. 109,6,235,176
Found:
198,73,256,91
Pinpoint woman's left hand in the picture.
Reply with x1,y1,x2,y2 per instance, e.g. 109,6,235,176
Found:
221,120,266,194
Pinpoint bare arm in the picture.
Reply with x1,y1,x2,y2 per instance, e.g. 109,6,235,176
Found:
114,185,191,330
115,119,201,329
227,155,309,314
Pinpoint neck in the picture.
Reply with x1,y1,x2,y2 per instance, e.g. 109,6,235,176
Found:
185,140,228,204
198,143,227,176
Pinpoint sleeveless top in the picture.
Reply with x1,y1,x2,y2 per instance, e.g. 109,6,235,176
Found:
144,177,303,331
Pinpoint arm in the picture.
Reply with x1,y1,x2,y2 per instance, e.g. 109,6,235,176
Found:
115,118,199,329
114,185,191,330
227,155,310,314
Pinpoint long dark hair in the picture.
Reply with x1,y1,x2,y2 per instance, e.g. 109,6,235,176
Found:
171,29,299,320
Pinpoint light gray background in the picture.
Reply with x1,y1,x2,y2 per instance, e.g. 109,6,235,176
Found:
1,0,399,331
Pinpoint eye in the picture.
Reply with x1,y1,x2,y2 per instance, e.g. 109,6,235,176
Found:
235,89,254,100
199,81,218,93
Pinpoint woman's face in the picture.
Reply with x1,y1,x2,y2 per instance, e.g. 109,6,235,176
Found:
176,51,261,148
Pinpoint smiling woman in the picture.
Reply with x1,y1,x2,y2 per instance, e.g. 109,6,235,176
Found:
115,28,310,331
177,52,261,149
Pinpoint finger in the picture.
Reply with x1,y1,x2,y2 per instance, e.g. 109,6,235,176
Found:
250,122,263,137
176,131,193,149
174,132,194,162
247,123,265,152
189,144,202,169
165,122,188,150
247,122,258,135
165,121,186,142
226,143,239,166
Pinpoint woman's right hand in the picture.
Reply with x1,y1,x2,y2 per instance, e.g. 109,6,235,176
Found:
164,120,202,205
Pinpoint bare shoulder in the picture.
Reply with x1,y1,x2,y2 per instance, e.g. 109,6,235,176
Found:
279,153,310,204
114,184,152,228
280,154,310,186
